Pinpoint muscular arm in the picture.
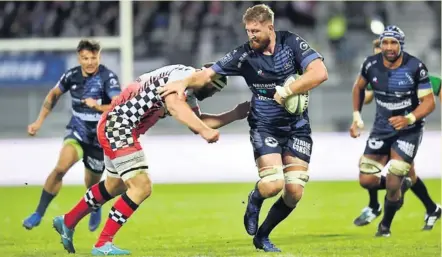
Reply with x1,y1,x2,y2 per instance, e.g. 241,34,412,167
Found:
410,93,436,122
35,86,64,124
183,68,218,89
286,59,328,94
199,111,239,129
186,108,243,134
164,94,211,134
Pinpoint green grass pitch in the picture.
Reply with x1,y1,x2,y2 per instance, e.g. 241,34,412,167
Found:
0,180,440,257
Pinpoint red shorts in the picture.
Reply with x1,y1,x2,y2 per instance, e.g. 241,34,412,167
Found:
97,112,143,160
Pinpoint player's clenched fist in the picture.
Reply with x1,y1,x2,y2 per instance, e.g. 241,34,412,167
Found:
200,128,220,143
388,116,408,130
28,121,42,136
349,111,364,138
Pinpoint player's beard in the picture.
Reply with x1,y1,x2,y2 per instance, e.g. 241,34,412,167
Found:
249,36,271,52
382,50,401,63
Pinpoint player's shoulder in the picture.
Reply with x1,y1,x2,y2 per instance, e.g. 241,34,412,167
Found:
277,30,298,41
62,66,81,82
277,30,308,45
402,52,425,70
360,53,382,71
364,53,381,63
98,64,119,80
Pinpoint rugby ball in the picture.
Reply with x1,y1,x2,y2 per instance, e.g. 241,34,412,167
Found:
282,75,310,115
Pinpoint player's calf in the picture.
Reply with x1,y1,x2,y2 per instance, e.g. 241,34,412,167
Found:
244,166,284,236
254,166,309,248
94,155,151,249
377,160,410,234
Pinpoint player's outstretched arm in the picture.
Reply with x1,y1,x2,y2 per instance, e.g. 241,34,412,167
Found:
28,86,64,136
164,93,219,143
158,68,217,99
197,101,250,131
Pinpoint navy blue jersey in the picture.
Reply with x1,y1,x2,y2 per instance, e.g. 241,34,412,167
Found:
212,31,323,134
57,64,121,146
360,52,432,135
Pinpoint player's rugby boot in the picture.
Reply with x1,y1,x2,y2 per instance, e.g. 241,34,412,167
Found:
89,207,102,232
244,189,263,235
253,235,281,252
375,223,391,237
53,215,76,253
353,206,382,226
91,242,131,256
423,204,441,231
23,212,42,230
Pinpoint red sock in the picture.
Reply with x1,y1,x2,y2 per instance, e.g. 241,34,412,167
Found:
64,181,113,229
95,193,139,247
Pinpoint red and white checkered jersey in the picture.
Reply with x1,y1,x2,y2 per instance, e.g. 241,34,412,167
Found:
107,64,200,135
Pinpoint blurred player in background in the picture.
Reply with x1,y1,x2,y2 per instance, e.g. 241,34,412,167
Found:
350,26,437,237
52,63,250,255
158,4,328,252
23,39,121,232
353,38,441,231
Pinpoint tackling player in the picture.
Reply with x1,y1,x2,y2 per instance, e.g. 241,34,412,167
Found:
52,63,250,255
353,38,441,231
23,39,121,232
350,26,437,237
158,4,328,252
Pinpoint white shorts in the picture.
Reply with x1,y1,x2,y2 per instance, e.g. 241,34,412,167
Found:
104,150,149,181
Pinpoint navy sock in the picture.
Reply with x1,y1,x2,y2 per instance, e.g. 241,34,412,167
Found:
257,197,294,237
35,189,56,216
411,177,437,213
380,198,401,228
368,176,386,210
250,182,264,206
368,189,379,210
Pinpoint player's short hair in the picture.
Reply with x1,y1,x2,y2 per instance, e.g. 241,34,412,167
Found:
242,4,274,24
372,39,381,49
77,39,101,53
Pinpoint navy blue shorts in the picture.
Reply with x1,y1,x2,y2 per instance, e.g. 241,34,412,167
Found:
64,131,104,174
364,129,423,163
249,128,313,163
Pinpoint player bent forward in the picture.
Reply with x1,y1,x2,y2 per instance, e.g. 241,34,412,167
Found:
52,63,250,255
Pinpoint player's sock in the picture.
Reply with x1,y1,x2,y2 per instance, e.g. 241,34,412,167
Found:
411,177,437,213
368,189,379,210
64,181,113,229
367,176,386,209
380,197,402,228
35,189,56,216
251,182,265,206
95,193,139,247
256,197,294,237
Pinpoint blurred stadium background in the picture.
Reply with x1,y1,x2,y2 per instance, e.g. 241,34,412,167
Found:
0,0,440,138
